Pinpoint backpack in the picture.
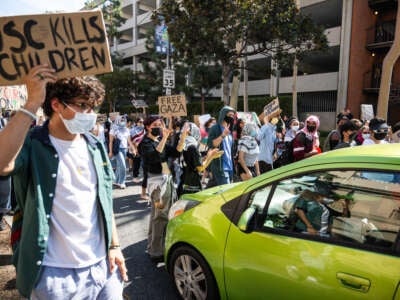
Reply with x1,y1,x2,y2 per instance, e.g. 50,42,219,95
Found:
273,139,295,168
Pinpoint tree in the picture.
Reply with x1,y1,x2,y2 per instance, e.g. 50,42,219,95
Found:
84,0,131,113
84,0,125,41
98,53,136,113
155,0,328,107
135,30,222,113
190,63,222,114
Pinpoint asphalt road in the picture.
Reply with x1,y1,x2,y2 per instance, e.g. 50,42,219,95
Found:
113,174,180,300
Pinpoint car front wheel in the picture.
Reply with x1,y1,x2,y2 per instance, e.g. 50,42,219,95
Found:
169,246,219,300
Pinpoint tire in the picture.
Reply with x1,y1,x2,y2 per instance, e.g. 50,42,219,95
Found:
168,245,220,300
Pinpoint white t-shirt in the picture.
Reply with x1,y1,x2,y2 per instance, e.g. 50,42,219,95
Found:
94,123,105,143
43,135,106,268
110,126,130,148
362,138,388,145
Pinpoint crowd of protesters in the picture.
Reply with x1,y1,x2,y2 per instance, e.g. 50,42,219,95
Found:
1,67,399,299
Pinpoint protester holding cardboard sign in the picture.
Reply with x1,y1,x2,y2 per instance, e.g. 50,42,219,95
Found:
0,10,112,86
0,64,127,298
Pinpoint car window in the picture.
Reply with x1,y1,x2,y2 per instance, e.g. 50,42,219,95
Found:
259,170,400,252
248,186,273,212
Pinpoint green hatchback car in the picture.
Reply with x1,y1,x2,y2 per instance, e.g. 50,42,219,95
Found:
165,144,400,300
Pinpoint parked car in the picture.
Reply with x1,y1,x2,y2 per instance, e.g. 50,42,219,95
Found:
165,144,400,300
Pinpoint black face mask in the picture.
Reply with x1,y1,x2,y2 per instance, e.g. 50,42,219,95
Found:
307,125,316,132
349,132,357,140
151,127,161,136
374,132,387,140
224,116,234,126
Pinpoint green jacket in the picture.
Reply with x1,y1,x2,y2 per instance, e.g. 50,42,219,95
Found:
10,121,114,298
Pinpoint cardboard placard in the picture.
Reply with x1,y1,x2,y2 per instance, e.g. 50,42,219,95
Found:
0,10,112,86
360,104,374,121
264,98,280,117
158,94,187,117
237,111,261,127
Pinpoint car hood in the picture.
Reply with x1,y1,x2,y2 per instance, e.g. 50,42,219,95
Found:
180,182,244,202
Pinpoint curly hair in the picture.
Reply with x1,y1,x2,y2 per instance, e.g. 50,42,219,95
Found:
42,76,105,117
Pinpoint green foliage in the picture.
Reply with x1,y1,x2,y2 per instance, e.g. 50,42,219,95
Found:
97,53,136,113
134,30,222,106
84,0,125,39
123,95,293,121
156,0,328,73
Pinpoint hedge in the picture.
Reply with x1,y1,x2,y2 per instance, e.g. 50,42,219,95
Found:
117,95,294,120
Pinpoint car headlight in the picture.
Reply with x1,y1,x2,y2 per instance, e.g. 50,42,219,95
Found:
168,199,200,220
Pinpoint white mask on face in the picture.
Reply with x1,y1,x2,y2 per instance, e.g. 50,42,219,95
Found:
362,133,370,140
392,130,400,143
59,105,97,134
291,125,299,131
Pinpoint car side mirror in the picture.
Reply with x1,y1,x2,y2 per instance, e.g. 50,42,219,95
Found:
238,206,256,232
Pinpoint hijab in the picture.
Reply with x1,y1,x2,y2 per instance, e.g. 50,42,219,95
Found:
183,122,201,151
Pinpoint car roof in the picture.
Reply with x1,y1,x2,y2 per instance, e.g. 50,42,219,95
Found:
307,143,400,164
258,143,400,181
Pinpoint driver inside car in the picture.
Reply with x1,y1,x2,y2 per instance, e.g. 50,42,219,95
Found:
294,181,352,236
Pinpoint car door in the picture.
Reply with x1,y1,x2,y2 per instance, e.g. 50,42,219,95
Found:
224,169,400,300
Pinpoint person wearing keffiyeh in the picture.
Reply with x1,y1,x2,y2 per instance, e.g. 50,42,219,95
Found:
292,115,321,162
237,123,260,181
177,122,221,196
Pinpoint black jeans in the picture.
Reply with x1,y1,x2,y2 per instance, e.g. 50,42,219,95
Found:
259,161,273,174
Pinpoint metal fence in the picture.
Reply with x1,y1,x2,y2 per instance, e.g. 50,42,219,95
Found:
298,91,337,113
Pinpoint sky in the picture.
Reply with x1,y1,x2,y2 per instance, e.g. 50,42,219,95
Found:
0,0,87,17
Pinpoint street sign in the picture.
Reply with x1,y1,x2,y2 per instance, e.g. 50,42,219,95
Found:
163,69,175,89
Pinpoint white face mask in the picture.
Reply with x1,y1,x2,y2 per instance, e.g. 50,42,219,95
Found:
291,125,299,131
362,133,370,140
59,105,97,134
392,130,400,143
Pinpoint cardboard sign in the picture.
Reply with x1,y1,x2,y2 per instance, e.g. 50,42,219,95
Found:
360,104,374,121
158,94,187,117
237,111,261,127
0,10,112,86
264,98,280,117
131,99,148,108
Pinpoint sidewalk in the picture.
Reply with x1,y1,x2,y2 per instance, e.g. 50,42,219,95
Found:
0,215,22,300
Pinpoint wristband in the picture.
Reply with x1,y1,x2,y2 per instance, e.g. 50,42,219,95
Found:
19,108,37,120
109,244,120,250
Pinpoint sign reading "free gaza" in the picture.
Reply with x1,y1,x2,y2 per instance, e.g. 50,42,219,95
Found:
0,10,112,86
158,94,187,117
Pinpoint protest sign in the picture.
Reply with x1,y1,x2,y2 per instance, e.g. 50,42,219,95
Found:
158,94,187,117
263,98,280,117
237,111,261,127
360,104,374,121
0,10,112,86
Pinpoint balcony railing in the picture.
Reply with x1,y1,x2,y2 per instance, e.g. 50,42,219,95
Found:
363,66,400,103
366,21,395,51
368,0,397,10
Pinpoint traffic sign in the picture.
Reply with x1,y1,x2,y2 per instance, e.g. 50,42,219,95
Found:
163,69,175,89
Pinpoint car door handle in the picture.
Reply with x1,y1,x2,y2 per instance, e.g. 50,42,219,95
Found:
337,272,371,293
